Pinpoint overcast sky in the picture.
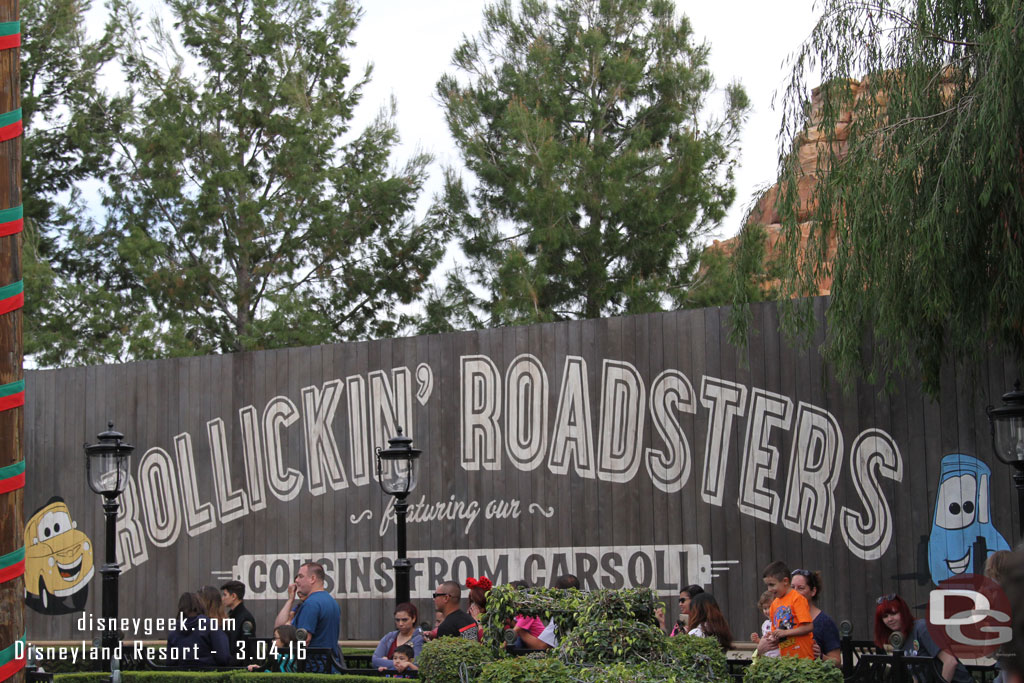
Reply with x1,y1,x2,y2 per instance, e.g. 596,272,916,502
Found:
344,0,821,241
87,0,821,241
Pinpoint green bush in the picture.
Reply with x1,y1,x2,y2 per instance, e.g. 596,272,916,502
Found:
666,634,728,679
481,585,585,653
228,673,384,683
476,656,571,682
577,587,659,625
482,585,661,654
559,619,668,666
126,674,234,683
53,673,385,683
417,637,494,683
56,675,232,683
476,586,726,681
574,660,720,682
44,647,378,677
741,656,843,683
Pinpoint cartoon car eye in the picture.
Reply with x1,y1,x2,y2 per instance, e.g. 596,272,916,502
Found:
38,510,73,540
934,474,977,530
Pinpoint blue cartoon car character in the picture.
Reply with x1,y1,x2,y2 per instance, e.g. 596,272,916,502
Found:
927,454,1010,584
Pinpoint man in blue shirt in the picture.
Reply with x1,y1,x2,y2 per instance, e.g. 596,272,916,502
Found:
291,562,344,672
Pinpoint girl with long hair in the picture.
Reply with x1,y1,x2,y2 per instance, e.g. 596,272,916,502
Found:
873,593,970,683
872,593,914,649
167,591,231,666
670,584,704,637
686,592,733,652
197,585,226,621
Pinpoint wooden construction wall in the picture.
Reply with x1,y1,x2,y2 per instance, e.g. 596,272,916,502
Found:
21,297,1020,644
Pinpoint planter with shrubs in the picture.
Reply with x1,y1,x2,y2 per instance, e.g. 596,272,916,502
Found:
416,585,755,682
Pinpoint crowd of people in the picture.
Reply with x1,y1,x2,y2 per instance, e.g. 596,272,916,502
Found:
165,563,342,672
165,581,252,667
161,551,1024,682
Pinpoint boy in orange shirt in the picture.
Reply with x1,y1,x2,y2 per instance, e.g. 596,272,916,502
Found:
759,560,815,659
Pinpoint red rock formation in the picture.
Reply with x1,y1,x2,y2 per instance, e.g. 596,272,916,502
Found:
707,78,869,296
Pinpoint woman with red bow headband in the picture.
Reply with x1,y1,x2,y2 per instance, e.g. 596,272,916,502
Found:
466,576,492,641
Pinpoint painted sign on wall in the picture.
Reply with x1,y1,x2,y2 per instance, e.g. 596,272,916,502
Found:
22,299,1017,641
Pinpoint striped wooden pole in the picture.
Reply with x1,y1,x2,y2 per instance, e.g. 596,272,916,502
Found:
0,0,24,677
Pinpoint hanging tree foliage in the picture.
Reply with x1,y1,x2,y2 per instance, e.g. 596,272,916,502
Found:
424,0,749,331
731,0,1024,394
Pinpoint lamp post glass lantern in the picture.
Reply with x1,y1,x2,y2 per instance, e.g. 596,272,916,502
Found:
375,426,421,605
987,381,1024,540
84,422,135,670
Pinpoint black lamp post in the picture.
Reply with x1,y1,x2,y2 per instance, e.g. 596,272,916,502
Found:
987,381,1024,541
375,426,421,606
85,422,134,671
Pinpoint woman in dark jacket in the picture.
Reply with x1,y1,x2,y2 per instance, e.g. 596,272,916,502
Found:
167,591,232,666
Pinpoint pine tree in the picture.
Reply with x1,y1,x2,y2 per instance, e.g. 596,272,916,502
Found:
425,0,749,329
20,0,130,363
33,0,449,364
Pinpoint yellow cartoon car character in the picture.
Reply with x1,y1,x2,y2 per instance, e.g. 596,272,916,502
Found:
25,497,94,614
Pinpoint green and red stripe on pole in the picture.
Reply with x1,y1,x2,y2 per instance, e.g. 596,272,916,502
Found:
0,459,22,495
0,280,21,316
0,206,21,237
0,634,25,680
0,0,25,678
0,379,22,412
0,108,19,143
0,21,17,50
0,545,23,584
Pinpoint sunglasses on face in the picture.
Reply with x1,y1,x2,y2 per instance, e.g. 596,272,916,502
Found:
433,592,451,599
876,593,897,604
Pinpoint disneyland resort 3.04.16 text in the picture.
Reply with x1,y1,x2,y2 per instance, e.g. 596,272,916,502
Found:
17,641,208,664
15,611,238,663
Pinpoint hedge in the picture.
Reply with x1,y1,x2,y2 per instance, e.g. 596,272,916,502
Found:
53,672,386,683
560,619,668,666
476,656,570,683
575,660,722,682
666,634,728,679
417,638,494,683
39,647,377,675
480,586,659,656
741,656,843,683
